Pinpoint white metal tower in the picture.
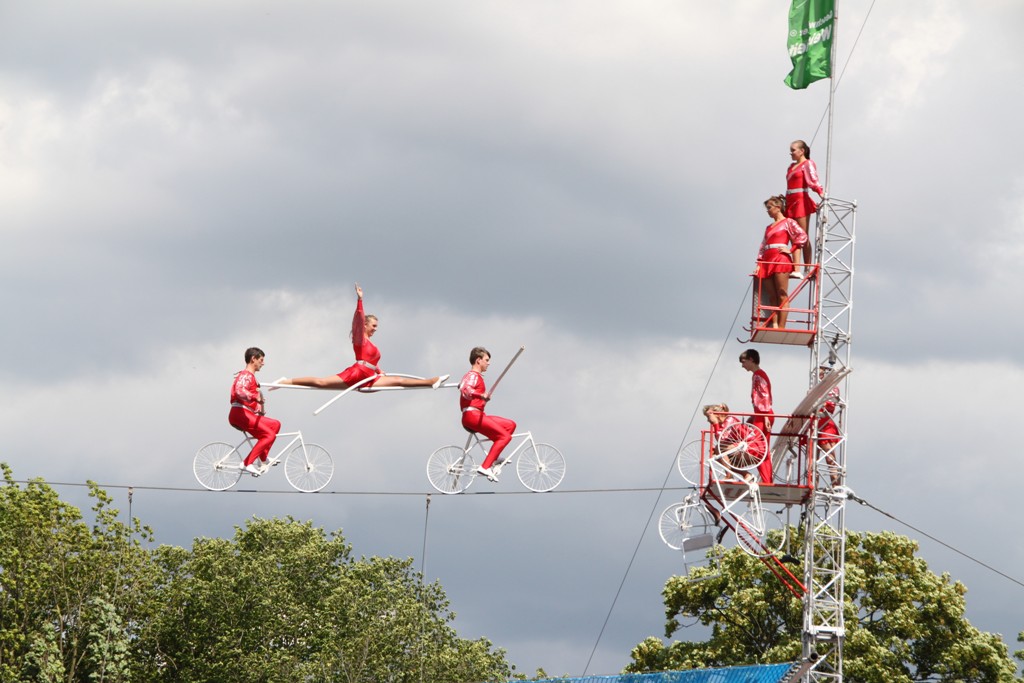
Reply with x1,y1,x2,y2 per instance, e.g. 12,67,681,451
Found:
799,196,856,682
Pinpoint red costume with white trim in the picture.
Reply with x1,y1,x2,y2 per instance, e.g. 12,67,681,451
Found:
228,370,281,466
756,218,808,278
459,370,516,469
336,298,382,388
748,368,774,483
785,158,823,219
817,386,840,448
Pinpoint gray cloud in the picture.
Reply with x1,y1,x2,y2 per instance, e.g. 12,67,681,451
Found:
2,0,1022,676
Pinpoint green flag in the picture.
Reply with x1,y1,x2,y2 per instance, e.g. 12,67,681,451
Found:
785,0,834,90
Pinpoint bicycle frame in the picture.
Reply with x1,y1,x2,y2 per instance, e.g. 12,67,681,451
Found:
228,430,305,466
461,431,535,474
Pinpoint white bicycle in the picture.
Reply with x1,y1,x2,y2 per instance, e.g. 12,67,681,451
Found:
193,430,333,492
427,431,565,494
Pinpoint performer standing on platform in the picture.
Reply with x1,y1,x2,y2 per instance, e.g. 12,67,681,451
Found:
755,195,808,329
785,139,823,270
739,348,774,483
816,365,842,488
229,347,281,476
279,283,447,391
459,346,517,482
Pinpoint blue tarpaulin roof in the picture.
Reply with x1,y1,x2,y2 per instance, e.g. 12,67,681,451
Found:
526,663,795,683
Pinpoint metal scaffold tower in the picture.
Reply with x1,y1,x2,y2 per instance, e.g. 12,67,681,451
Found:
800,197,856,683
659,4,857,680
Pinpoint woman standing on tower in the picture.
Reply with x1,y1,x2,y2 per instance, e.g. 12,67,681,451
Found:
785,139,822,272
755,195,808,329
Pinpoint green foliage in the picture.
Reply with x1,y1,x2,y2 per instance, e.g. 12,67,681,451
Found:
0,465,513,683
0,464,155,682
628,529,1020,682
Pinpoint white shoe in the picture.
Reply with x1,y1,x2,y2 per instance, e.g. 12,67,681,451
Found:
475,466,498,482
267,377,288,391
433,374,450,389
244,462,263,476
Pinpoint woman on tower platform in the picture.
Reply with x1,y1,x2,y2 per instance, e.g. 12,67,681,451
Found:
785,139,823,271
755,195,808,329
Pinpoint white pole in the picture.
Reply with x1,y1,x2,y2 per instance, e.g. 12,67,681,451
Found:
484,346,525,399
824,0,838,197
312,374,380,416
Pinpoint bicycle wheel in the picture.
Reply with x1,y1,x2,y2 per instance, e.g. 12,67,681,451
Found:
676,440,705,486
427,445,475,494
659,501,716,551
194,442,244,491
284,442,334,492
733,510,787,558
517,443,566,492
717,423,768,471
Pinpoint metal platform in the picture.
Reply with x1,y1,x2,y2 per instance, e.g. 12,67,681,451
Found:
707,481,814,506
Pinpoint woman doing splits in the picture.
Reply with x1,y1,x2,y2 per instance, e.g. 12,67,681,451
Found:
459,346,516,482
785,139,823,269
755,195,808,329
279,284,448,391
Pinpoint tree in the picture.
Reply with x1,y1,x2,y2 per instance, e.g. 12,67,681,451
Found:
1,469,515,682
0,465,155,683
628,530,1020,682
135,516,513,683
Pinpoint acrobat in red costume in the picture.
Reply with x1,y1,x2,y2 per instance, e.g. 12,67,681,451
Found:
337,297,382,388
755,217,808,279
817,386,840,446
279,284,446,392
748,367,775,484
459,354,516,473
785,158,823,220
816,384,842,487
707,413,767,481
714,419,767,467
228,351,281,468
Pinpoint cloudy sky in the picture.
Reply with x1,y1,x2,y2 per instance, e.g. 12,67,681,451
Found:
2,0,1023,677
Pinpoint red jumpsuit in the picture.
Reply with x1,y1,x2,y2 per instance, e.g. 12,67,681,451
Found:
785,159,823,219
228,370,281,466
748,368,774,483
336,298,382,388
756,218,808,278
817,386,840,450
459,370,516,469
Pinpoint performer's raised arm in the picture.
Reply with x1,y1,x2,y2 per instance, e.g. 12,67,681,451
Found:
351,283,366,347
277,283,448,391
